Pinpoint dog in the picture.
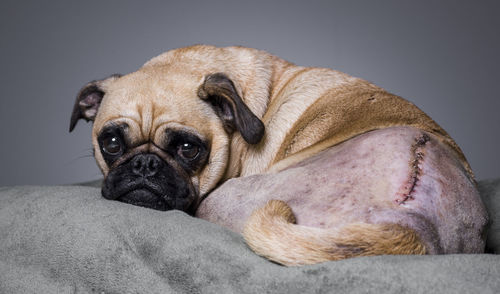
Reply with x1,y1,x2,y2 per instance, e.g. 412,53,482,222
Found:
70,45,488,266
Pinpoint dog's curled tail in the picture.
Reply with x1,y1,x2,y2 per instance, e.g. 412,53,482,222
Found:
243,200,426,266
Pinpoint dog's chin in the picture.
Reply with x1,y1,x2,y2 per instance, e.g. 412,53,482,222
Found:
118,189,171,211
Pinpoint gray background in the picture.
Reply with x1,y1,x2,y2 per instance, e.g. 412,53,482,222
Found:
0,0,498,186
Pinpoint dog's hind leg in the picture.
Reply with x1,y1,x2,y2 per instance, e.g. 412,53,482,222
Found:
243,200,426,266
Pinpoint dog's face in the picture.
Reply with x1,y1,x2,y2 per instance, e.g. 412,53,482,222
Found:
69,47,265,212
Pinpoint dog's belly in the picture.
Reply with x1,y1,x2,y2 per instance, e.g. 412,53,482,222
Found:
196,126,488,254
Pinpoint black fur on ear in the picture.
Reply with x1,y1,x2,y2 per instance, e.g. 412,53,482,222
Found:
69,74,121,132
197,73,265,144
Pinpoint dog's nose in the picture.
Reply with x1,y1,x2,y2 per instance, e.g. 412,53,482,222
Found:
131,154,162,177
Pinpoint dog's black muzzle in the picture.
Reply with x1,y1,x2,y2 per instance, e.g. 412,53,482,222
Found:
102,153,196,212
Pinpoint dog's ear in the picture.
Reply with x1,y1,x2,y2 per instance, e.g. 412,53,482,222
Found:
69,74,121,132
197,73,265,144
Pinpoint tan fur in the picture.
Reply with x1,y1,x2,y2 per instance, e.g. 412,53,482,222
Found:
83,45,473,266
243,200,427,266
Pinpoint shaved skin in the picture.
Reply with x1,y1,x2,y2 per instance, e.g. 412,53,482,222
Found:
197,127,488,264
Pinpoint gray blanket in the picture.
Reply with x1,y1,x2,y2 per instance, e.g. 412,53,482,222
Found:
1,179,499,294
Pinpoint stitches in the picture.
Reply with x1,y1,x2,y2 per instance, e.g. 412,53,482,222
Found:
396,134,430,205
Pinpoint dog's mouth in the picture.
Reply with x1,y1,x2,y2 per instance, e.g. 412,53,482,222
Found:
102,175,197,212
118,186,172,211
103,180,172,211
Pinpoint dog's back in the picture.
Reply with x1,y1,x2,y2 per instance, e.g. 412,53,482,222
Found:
194,46,487,265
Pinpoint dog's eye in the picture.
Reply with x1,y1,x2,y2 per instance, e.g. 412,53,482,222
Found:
177,143,199,160
102,136,123,155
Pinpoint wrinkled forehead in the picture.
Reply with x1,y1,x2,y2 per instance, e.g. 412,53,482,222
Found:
93,68,214,145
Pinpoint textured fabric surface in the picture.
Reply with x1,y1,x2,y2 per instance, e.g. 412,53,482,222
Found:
478,178,500,253
0,180,499,294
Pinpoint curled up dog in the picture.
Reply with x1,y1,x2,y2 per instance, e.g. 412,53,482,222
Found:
70,45,488,266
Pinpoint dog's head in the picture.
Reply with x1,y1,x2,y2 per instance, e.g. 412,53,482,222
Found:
69,46,270,212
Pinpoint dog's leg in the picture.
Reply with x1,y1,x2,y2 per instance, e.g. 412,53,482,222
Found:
198,126,487,263
243,200,426,266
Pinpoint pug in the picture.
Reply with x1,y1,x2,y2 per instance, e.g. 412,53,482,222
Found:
70,45,488,265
